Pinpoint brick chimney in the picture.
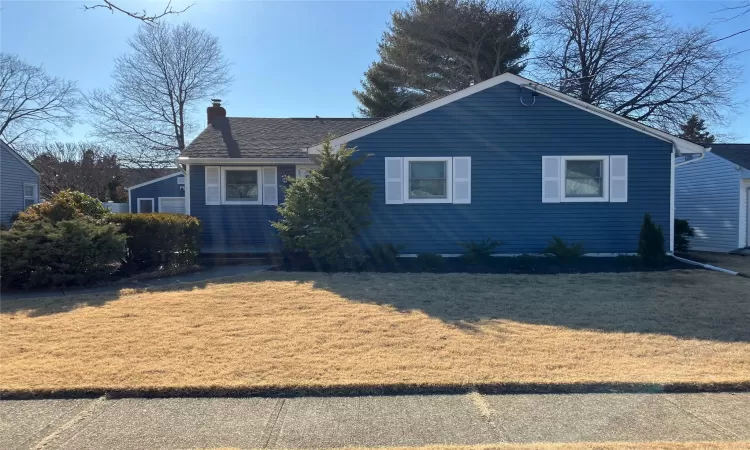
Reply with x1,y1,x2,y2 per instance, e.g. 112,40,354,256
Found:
207,99,226,124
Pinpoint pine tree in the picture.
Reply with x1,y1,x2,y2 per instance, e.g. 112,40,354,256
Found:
272,140,375,270
678,115,715,144
353,62,426,118
354,0,531,118
638,213,665,266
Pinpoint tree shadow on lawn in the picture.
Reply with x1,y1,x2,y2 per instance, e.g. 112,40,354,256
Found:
0,276,243,317
306,270,750,343
3,269,748,344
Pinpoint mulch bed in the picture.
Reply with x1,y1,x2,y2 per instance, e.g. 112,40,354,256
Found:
275,254,696,275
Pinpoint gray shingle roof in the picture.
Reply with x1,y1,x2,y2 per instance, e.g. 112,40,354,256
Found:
712,144,750,170
180,117,380,159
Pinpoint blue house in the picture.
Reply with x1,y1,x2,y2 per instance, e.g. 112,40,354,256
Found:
176,74,706,255
0,140,40,225
675,144,750,252
126,171,185,214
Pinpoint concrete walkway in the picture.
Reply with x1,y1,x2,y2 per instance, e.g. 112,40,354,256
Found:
1,393,748,449
1,264,272,301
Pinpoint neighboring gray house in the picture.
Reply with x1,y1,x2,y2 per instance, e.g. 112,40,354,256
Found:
675,144,750,252
0,141,40,225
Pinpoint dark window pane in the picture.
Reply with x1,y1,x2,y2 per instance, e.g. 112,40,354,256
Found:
566,160,601,178
410,161,445,179
139,200,153,213
409,161,447,199
225,170,259,201
565,160,603,197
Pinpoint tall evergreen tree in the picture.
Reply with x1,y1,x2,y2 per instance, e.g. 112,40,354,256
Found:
354,0,531,118
272,141,374,269
678,115,716,145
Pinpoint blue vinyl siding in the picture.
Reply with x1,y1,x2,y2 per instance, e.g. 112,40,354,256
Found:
129,174,185,213
1,143,39,225
350,81,672,254
675,153,741,252
189,165,294,253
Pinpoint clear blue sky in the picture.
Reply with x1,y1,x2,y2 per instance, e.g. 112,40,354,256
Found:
1,0,748,143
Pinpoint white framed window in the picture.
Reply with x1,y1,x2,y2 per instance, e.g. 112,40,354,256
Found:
137,198,154,213
561,156,609,202
23,183,38,209
403,157,453,204
221,167,262,205
296,165,317,179
158,197,186,214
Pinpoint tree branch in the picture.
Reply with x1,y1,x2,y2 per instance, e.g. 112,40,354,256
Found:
83,0,192,24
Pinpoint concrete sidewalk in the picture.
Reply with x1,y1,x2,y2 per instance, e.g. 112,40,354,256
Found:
1,393,748,449
1,264,272,301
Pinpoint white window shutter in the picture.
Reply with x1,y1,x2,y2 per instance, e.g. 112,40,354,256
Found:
542,156,561,203
385,157,403,204
262,167,278,205
205,166,221,205
610,155,628,202
452,157,471,204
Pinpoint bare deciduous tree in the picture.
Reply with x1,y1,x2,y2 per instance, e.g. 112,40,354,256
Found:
85,23,232,167
0,54,78,145
21,142,124,201
536,0,741,133
84,0,192,24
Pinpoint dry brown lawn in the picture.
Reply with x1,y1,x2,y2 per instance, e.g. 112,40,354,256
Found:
1,270,749,394
334,443,750,450
686,252,750,275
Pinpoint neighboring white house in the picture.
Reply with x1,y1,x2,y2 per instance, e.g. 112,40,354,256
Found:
0,140,40,225
675,144,750,252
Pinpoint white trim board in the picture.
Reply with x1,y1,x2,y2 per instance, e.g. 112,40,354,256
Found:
306,73,706,156
176,157,314,165
126,172,183,191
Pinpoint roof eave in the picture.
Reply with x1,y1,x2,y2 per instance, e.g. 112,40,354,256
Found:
176,156,315,165
306,73,707,156
125,171,183,191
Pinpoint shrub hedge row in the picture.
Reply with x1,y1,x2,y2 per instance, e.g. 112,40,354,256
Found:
1,219,126,289
1,190,202,290
106,213,201,271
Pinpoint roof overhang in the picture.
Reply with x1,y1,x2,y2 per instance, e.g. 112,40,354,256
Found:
126,171,183,191
306,73,707,156
176,157,315,165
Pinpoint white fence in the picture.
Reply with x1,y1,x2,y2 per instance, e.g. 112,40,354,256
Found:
104,202,129,213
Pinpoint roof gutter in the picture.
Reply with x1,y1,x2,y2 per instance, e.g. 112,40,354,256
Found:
675,147,710,168
176,157,187,175
175,157,314,165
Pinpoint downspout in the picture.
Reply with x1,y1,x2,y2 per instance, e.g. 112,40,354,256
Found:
176,158,190,216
